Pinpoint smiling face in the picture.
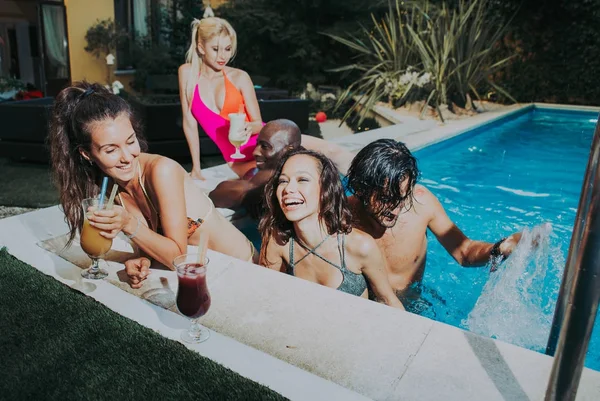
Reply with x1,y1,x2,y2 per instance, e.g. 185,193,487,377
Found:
80,112,141,183
199,33,233,71
276,154,322,223
253,130,292,170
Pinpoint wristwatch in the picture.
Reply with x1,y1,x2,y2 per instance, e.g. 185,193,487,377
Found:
489,237,507,272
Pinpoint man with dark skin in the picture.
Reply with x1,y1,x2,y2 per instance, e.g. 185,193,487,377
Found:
209,119,353,216
346,139,525,303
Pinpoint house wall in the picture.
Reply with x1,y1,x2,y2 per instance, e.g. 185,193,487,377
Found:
64,0,114,84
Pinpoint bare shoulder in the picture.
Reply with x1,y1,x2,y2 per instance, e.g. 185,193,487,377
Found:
413,184,439,205
345,229,378,259
412,184,443,216
146,155,185,181
226,67,252,85
262,235,287,269
226,66,250,79
266,236,286,253
178,63,191,76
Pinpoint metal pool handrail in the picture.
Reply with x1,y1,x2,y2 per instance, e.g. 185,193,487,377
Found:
544,114,600,401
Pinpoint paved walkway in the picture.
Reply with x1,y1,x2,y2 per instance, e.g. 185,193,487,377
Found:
0,206,37,219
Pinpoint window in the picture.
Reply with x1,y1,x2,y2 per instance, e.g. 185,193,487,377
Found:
114,0,149,70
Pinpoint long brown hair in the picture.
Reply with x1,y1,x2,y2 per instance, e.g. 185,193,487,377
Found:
48,81,147,246
258,147,352,265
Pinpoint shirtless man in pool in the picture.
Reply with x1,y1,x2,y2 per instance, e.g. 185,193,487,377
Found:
346,139,524,303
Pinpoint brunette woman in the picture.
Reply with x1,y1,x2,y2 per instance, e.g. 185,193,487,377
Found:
259,148,404,310
49,82,257,288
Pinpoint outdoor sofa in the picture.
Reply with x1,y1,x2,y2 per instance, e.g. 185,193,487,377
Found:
0,94,309,163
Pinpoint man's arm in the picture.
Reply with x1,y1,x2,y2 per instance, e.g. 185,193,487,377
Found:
301,134,354,175
209,180,254,209
209,169,273,210
421,185,521,267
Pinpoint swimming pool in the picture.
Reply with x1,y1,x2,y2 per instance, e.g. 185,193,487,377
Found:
414,106,599,371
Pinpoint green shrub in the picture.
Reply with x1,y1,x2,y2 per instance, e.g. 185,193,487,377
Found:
328,0,515,123
85,19,127,59
406,0,515,120
217,0,389,92
489,0,600,105
0,77,25,93
325,0,427,124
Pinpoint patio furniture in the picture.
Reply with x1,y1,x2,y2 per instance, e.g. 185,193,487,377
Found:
0,97,54,163
0,94,309,163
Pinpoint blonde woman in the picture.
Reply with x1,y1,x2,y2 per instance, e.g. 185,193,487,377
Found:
178,17,354,181
178,17,262,179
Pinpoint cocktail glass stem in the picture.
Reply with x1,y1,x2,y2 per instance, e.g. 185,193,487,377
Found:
189,319,202,339
89,258,100,275
82,257,108,279
182,318,210,343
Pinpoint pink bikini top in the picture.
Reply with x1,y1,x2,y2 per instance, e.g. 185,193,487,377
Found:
190,70,258,162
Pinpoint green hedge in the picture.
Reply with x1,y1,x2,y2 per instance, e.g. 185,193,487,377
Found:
490,0,600,105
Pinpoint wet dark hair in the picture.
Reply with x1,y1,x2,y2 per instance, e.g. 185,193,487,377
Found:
347,139,419,217
259,147,352,265
48,81,147,246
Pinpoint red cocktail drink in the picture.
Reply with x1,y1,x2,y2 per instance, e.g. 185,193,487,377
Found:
176,263,211,318
173,254,211,344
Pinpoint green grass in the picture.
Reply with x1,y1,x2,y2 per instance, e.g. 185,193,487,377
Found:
0,248,287,401
0,158,58,207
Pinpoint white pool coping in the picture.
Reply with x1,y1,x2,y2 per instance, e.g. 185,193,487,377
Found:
533,102,600,113
0,208,370,401
2,103,600,401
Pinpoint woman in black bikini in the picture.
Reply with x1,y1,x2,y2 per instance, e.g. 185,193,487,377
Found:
259,148,404,310
49,82,257,288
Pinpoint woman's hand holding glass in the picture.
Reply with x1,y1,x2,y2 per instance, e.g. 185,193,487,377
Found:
245,121,262,137
87,205,135,239
228,113,254,159
80,197,114,279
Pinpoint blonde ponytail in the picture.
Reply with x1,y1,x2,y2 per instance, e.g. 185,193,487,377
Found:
184,17,238,105
185,19,203,105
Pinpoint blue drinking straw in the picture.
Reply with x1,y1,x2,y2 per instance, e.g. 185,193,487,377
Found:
98,176,109,209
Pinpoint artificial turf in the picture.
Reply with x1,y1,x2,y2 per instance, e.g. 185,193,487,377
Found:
0,248,287,401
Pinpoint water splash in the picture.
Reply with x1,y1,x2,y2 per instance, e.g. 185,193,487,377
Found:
465,223,564,352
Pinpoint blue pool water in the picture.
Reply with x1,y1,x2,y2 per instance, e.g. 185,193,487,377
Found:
414,107,599,371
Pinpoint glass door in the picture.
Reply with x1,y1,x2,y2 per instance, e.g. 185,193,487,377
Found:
38,1,70,96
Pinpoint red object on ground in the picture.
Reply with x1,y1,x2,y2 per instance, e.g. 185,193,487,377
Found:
315,111,327,123
16,90,43,100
